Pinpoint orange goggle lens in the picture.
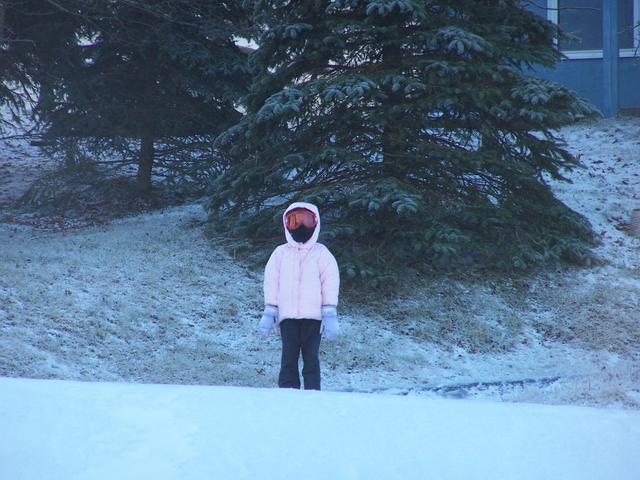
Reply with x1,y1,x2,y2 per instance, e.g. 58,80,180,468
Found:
286,209,317,230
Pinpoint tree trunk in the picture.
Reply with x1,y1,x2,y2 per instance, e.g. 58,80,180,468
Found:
381,42,402,177
0,2,5,41
137,127,154,195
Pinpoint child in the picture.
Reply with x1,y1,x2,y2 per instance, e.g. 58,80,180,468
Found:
259,201,340,390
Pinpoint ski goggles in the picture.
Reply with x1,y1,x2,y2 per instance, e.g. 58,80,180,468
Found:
285,208,317,230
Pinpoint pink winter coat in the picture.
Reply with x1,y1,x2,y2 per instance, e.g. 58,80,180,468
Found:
263,202,340,323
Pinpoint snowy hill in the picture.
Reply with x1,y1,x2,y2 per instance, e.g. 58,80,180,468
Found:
2,377,639,480
1,116,639,408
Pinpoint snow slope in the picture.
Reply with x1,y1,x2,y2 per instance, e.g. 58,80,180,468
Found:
0,117,639,408
0,132,53,209
1,377,639,480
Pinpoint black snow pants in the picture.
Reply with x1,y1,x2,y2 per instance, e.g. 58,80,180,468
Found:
278,319,322,390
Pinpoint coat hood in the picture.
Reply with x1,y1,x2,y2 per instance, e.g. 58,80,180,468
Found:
283,202,320,249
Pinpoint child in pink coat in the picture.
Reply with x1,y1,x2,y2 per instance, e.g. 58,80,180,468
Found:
259,201,340,390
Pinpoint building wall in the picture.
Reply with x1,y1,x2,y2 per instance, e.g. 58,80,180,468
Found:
532,60,604,112
619,58,640,110
532,57,640,113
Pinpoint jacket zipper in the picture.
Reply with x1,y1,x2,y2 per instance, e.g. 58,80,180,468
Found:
297,247,302,317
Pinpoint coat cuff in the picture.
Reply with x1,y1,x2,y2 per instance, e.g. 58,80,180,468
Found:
264,304,278,316
321,305,337,317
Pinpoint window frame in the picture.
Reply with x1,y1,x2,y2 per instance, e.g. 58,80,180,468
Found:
546,0,639,59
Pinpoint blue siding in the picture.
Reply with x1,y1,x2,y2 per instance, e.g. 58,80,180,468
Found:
620,59,640,109
533,57,640,115
532,60,605,112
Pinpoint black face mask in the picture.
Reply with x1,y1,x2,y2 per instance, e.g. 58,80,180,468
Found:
289,224,315,243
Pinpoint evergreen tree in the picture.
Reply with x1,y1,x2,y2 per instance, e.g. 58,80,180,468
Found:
206,0,598,286
36,0,252,194
0,1,79,134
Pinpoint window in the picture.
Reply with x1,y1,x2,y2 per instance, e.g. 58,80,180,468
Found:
543,0,639,59
557,0,603,50
617,0,637,49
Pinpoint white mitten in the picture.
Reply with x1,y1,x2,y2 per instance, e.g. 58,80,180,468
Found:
321,305,339,341
259,305,278,337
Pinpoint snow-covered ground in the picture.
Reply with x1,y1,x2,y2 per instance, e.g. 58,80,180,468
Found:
2,377,639,480
0,116,639,410
0,130,54,210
